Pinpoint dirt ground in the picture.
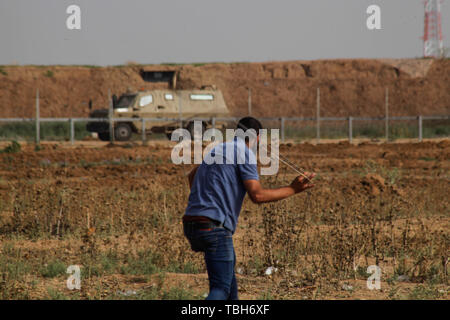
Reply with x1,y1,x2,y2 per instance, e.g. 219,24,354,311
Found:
0,59,449,119
0,138,448,300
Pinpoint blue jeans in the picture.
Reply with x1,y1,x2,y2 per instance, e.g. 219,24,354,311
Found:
183,221,238,300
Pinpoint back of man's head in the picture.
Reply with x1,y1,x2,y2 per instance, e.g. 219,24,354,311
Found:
237,117,263,134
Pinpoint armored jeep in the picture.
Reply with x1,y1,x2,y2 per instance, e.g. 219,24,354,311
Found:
86,89,230,141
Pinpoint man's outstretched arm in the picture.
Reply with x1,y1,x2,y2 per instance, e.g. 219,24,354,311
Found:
243,172,315,204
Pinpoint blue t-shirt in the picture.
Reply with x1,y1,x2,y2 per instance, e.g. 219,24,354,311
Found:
184,138,259,234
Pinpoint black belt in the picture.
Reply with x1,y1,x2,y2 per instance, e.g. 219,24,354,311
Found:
183,216,226,231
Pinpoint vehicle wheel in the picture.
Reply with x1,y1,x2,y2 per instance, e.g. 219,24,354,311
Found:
186,121,206,140
98,132,110,141
114,123,132,141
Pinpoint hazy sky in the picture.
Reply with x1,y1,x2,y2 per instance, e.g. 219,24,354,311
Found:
0,0,448,65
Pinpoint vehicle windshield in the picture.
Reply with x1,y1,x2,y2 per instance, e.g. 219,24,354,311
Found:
115,94,137,108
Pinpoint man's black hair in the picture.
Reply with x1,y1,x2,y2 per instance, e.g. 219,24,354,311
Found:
237,117,263,134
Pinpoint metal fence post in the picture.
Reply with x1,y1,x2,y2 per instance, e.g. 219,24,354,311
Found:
316,87,320,143
418,115,423,142
141,118,146,144
178,92,183,129
385,88,389,141
280,117,285,143
248,88,252,116
212,117,216,129
108,90,114,143
35,89,40,145
69,118,74,145
348,116,353,143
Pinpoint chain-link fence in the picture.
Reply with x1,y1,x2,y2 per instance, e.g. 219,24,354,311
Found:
0,88,448,144
1,115,449,144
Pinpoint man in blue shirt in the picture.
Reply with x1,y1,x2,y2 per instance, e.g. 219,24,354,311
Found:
183,117,315,300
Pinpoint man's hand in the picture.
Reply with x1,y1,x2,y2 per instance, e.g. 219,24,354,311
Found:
290,172,316,194
243,171,316,204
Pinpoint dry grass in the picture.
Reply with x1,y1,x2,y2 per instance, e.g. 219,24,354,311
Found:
0,140,448,299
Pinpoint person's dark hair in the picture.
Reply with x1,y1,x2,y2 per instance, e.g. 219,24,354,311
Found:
237,117,263,134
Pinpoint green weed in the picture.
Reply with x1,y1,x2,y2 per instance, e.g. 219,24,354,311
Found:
0,140,21,153
40,260,67,278
44,70,54,78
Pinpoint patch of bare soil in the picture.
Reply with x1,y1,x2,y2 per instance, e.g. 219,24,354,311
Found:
0,139,448,300
0,59,449,118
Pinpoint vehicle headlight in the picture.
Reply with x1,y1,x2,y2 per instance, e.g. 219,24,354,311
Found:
116,108,129,113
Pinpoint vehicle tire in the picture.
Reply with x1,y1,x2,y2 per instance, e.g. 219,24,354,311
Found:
98,132,110,141
114,123,132,141
186,121,206,140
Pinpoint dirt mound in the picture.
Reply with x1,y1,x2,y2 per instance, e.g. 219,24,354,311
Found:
437,140,450,149
0,59,449,118
361,173,386,196
359,172,409,197
379,59,435,78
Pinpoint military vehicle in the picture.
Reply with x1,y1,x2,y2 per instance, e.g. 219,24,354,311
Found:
86,88,230,141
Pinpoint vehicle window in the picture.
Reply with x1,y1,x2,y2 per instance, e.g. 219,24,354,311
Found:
190,94,214,101
115,94,137,108
139,95,153,107
165,93,174,101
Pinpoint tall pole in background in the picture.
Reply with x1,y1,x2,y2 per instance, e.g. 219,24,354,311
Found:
423,0,444,58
